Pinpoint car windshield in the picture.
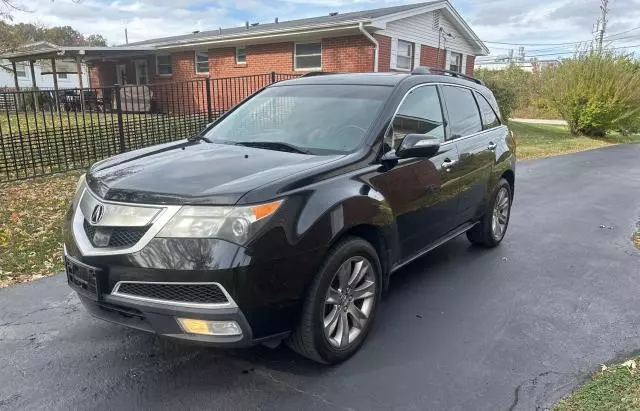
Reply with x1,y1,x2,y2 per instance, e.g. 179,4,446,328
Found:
203,84,392,155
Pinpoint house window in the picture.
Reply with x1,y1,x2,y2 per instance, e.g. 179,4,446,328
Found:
195,51,209,74
236,47,247,64
16,64,26,78
449,52,463,73
58,73,68,79
294,43,322,71
156,54,172,76
396,40,413,71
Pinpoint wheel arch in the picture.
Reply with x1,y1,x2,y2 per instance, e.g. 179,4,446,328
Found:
501,169,515,195
326,223,393,292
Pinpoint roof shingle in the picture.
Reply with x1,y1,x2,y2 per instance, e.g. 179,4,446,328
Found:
125,2,437,47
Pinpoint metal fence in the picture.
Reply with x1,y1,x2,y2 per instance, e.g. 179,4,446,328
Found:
0,72,299,182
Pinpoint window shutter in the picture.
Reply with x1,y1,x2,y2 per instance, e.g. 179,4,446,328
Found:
445,50,452,70
390,37,398,70
461,54,467,74
414,43,421,69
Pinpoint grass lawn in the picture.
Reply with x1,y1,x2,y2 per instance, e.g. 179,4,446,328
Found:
0,172,81,288
555,359,640,411
511,121,640,160
0,112,150,134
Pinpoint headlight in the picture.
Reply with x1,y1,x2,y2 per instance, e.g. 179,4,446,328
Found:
71,174,87,210
156,200,282,245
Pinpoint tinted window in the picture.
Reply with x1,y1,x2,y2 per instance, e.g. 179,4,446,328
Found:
386,85,445,150
474,91,500,129
204,85,391,154
441,85,482,139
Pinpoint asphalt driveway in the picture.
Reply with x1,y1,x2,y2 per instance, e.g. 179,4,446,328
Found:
1,145,639,411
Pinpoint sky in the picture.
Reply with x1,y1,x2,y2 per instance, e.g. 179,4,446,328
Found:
9,0,640,61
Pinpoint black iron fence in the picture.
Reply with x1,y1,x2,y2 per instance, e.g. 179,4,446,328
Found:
0,72,300,182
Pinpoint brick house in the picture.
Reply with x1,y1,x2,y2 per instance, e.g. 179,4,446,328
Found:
89,1,487,87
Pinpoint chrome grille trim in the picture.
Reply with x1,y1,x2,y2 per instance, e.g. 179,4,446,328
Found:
79,189,163,227
111,281,238,309
71,187,182,257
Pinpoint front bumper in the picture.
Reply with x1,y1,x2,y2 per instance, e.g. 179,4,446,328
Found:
64,248,296,347
63,186,327,346
76,290,258,347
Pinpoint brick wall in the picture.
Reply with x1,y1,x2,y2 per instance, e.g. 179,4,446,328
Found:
209,42,295,78
465,55,475,76
375,34,391,72
421,45,446,69
322,36,375,72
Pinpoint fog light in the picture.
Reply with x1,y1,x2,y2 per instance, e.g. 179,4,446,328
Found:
177,318,242,336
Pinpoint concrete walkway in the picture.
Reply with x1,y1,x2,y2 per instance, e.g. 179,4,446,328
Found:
511,118,568,126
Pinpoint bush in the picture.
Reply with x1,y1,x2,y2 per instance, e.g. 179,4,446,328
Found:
541,51,640,136
475,65,537,121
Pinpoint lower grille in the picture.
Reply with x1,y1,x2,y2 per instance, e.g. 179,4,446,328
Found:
83,219,149,248
114,282,229,305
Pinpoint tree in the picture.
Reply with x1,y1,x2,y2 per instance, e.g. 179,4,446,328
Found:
85,34,107,46
0,0,22,21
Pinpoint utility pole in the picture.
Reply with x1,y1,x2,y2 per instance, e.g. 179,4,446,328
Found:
597,0,609,53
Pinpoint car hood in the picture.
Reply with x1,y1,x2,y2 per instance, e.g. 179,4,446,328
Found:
87,140,343,205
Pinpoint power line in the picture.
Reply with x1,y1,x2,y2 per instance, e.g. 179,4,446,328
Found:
480,25,639,48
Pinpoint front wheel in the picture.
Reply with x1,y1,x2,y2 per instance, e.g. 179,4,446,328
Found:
287,237,382,364
467,178,512,247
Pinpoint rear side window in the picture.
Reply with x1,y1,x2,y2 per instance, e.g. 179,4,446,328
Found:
474,91,500,129
387,85,445,150
441,85,482,140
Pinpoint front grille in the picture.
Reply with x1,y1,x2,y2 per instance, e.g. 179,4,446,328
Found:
83,219,149,248
115,283,229,305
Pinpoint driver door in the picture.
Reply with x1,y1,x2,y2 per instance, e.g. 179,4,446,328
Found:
369,85,460,260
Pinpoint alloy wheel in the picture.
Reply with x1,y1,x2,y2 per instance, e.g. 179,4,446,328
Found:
492,187,510,241
323,257,376,349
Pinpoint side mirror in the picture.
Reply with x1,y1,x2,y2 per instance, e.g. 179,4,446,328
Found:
396,134,441,158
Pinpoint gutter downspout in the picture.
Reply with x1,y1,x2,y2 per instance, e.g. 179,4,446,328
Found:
359,22,379,72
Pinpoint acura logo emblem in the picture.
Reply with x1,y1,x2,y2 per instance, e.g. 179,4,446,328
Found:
90,204,105,224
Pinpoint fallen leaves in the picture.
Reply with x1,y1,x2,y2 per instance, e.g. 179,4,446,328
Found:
0,172,81,288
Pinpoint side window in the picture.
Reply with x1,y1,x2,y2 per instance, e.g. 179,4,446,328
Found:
386,85,445,151
474,91,500,129
441,85,482,139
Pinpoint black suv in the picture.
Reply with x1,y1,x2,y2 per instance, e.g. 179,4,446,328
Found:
64,68,516,364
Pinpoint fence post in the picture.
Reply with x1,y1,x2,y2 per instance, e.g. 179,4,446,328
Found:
114,84,126,154
270,71,276,84
205,77,213,123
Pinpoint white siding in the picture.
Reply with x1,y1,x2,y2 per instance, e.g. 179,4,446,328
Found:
0,59,88,89
379,11,476,56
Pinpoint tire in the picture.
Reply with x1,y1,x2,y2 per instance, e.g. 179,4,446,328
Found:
466,178,512,248
286,237,382,364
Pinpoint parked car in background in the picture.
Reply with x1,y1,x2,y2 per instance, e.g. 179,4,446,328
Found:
63,68,516,364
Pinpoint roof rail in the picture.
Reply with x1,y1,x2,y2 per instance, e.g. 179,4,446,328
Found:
411,66,484,86
301,71,338,77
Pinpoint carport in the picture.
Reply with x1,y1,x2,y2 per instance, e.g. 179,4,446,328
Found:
1,41,154,110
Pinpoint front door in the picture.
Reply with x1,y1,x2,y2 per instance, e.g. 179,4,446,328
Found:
134,60,149,85
115,64,127,85
440,85,494,224
369,85,460,260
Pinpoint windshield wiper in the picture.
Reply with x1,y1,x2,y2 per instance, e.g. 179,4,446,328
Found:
188,133,212,143
233,141,313,155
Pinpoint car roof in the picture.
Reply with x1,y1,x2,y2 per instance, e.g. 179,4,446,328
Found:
273,72,487,90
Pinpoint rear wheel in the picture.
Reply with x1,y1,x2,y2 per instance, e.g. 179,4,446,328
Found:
287,237,381,364
466,178,512,247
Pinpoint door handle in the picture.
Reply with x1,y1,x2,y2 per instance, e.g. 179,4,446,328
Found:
442,158,457,171
488,142,497,151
